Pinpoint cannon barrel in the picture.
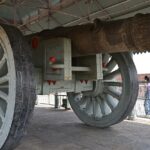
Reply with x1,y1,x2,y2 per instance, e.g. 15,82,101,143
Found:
30,13,150,55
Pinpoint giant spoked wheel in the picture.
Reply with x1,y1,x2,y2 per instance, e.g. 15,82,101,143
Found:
0,25,35,150
68,53,138,128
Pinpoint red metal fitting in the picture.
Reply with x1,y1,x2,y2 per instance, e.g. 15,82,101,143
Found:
102,63,106,68
31,36,40,49
52,81,56,85
47,80,52,85
49,56,57,64
85,80,88,84
52,68,58,72
80,80,84,83
47,80,57,85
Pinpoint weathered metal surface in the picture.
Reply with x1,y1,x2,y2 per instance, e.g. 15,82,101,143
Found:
30,13,150,55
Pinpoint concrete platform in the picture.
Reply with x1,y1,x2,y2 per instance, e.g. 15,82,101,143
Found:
16,104,150,150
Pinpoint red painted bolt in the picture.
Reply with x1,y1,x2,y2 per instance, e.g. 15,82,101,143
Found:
49,56,57,64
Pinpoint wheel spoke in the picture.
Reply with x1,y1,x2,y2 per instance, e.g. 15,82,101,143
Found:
104,69,120,80
0,91,8,102
105,59,116,73
96,96,105,116
94,98,103,119
106,95,119,109
99,95,112,115
100,94,113,111
85,97,93,116
0,55,6,70
0,106,5,122
103,87,121,101
103,100,112,115
92,98,96,118
104,81,122,87
0,74,9,84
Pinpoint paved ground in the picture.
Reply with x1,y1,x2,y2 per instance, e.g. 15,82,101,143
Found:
15,104,150,150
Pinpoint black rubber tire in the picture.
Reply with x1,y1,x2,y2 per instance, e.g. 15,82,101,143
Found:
68,52,139,128
0,24,36,150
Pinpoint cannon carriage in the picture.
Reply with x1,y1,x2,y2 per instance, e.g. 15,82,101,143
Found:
0,0,150,149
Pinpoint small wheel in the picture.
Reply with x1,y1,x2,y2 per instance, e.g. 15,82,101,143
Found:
0,25,36,149
68,53,138,128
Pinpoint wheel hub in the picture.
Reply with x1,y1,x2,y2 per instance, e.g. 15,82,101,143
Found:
93,80,104,96
83,80,104,97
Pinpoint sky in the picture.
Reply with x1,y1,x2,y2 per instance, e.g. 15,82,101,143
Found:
133,52,150,74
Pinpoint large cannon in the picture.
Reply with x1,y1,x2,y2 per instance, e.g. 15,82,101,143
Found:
34,13,150,54
0,13,150,149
